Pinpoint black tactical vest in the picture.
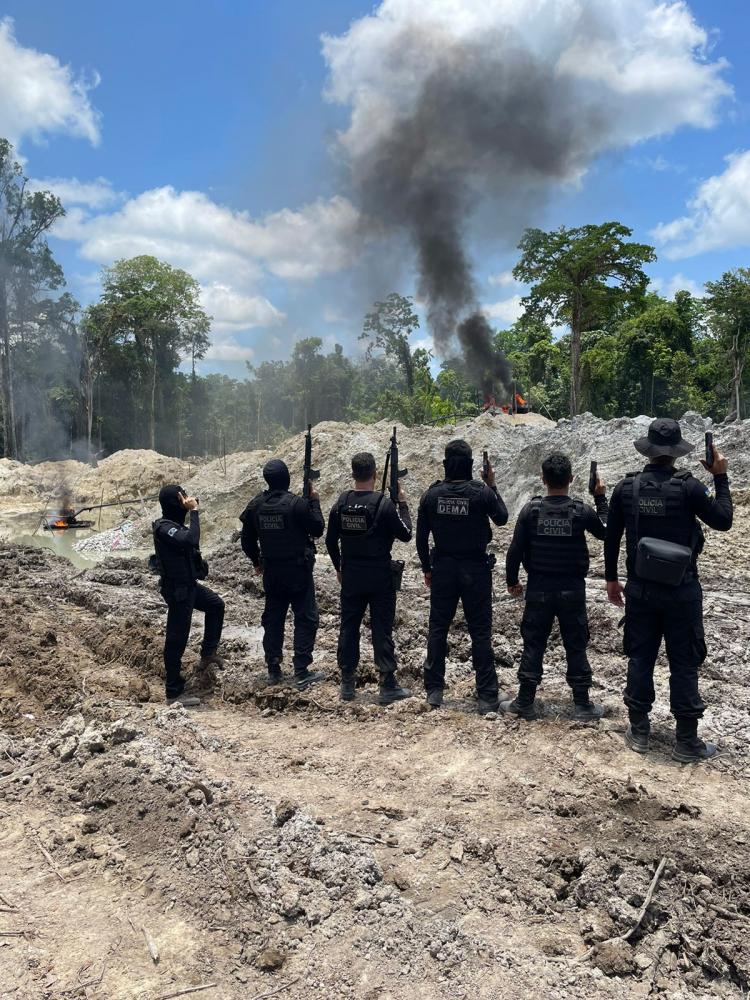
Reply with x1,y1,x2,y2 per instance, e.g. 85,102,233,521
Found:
337,490,391,562
621,470,703,578
152,518,199,584
525,497,589,577
423,480,491,559
251,490,310,562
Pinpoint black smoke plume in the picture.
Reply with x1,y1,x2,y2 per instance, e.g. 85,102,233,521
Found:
348,30,604,391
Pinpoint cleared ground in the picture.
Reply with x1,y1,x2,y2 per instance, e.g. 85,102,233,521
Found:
1,480,749,998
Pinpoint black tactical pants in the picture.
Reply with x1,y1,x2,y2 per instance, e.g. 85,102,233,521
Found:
424,555,498,703
338,562,397,676
623,579,706,720
518,590,592,691
262,563,319,675
161,582,225,697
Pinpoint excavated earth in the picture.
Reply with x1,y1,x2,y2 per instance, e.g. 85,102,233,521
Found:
1,411,750,999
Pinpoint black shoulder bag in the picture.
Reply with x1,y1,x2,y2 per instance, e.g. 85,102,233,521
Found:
632,474,693,587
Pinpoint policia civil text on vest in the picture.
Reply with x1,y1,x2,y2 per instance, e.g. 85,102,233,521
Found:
240,457,326,690
325,448,413,705
503,451,608,722
605,417,733,763
416,439,508,714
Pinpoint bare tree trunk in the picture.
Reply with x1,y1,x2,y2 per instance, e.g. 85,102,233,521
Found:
732,326,744,421
0,278,17,458
569,296,582,417
150,353,157,451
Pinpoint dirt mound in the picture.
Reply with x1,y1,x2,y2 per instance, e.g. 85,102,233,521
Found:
176,411,750,547
0,449,195,509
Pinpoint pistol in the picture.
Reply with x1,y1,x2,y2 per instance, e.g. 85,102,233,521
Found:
705,432,714,469
588,461,598,496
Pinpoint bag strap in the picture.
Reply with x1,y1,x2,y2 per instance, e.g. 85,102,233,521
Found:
367,492,387,537
632,472,641,542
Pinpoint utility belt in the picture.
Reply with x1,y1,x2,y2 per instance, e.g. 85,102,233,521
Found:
625,577,700,602
432,547,496,569
342,556,405,591
261,551,315,570
525,589,584,604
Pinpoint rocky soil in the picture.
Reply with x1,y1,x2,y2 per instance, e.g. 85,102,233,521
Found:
1,412,750,999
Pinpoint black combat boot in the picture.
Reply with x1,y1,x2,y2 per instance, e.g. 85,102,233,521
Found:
672,717,718,763
572,686,605,722
378,672,412,705
500,680,538,721
199,651,225,671
267,661,283,685
624,710,650,754
340,672,356,702
295,668,326,691
426,689,443,710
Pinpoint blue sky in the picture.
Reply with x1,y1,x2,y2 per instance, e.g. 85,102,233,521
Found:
1,0,749,377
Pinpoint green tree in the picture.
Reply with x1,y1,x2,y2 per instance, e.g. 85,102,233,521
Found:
0,139,65,457
360,293,420,395
514,222,655,416
703,269,750,420
90,256,211,449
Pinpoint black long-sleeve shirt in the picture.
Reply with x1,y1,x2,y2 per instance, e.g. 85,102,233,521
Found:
241,494,324,567
155,509,200,550
505,493,608,591
416,481,508,573
604,466,733,582
325,492,412,571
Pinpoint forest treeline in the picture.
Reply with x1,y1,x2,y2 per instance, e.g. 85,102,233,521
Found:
1,139,749,461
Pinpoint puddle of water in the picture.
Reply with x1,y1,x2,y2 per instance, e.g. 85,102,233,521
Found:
0,511,145,569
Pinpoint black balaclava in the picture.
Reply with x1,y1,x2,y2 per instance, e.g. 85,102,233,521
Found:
443,442,473,482
159,484,187,525
263,459,290,492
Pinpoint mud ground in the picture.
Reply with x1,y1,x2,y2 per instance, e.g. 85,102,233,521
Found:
2,487,750,999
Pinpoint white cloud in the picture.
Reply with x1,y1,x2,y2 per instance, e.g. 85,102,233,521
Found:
483,295,524,325
652,150,750,258
651,272,703,298
323,0,731,168
54,185,361,288
0,18,100,150
487,269,518,288
200,283,285,333
28,176,120,209
203,338,256,363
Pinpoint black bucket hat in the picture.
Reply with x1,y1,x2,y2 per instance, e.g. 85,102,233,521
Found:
634,418,695,459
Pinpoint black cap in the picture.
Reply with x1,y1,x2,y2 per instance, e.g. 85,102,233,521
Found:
634,418,695,459
263,459,290,491
159,484,187,524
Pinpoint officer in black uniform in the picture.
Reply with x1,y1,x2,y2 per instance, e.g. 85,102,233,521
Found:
153,485,225,707
240,459,325,690
605,418,733,762
502,452,608,721
326,451,413,704
416,439,508,713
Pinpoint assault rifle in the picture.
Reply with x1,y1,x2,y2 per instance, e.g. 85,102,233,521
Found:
382,426,408,502
303,423,320,499
482,450,490,483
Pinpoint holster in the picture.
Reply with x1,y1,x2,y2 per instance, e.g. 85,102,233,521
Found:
391,559,405,592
